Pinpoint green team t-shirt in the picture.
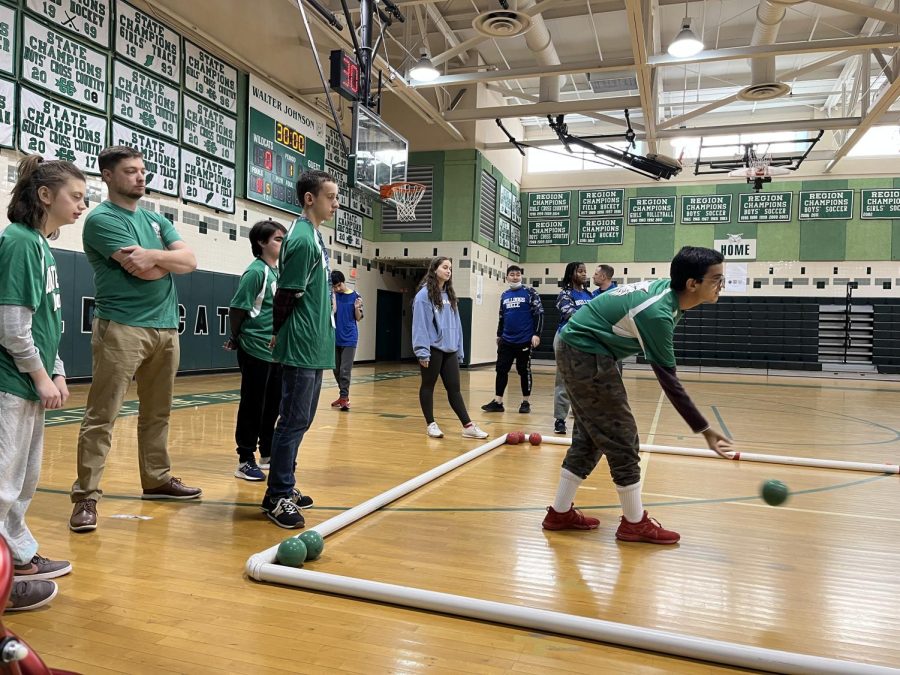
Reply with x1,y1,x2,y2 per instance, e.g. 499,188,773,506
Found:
82,201,181,329
230,258,278,363
0,224,63,401
273,217,335,369
560,278,683,367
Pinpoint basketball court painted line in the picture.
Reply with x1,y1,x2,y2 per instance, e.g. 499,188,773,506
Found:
35,473,892,511
710,405,732,438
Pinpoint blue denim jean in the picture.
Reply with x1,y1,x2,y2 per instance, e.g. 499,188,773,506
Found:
265,366,323,499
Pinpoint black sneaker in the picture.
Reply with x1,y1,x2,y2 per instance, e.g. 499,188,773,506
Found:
261,496,305,529
518,400,531,414
554,418,567,434
290,488,314,509
481,400,505,412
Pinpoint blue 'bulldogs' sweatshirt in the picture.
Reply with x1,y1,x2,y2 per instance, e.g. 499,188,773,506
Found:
497,286,544,344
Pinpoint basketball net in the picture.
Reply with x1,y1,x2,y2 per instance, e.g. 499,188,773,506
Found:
380,182,426,222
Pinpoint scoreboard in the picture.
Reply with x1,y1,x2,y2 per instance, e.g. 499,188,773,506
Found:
246,75,326,215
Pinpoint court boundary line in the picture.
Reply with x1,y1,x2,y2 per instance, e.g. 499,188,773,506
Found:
243,435,899,675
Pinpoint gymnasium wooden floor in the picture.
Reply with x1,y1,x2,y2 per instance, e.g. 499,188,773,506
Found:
7,363,900,674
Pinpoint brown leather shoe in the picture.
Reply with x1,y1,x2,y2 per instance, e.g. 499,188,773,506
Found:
69,499,98,532
142,477,202,500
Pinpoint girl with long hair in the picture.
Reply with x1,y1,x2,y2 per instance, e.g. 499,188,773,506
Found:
412,257,488,439
553,261,592,434
0,155,86,611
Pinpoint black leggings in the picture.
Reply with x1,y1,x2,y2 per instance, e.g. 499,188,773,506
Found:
419,347,471,426
495,340,532,397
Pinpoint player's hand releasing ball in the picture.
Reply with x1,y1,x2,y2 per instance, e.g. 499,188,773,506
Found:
702,428,733,458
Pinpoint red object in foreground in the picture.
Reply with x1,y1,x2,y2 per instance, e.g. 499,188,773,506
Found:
529,433,542,445
0,537,79,675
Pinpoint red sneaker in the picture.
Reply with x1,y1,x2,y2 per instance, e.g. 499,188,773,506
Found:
330,398,343,407
339,398,350,411
542,504,600,531
615,511,680,544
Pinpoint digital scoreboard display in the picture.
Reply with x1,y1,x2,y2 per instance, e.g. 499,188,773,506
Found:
248,108,325,214
246,74,327,216
329,49,360,101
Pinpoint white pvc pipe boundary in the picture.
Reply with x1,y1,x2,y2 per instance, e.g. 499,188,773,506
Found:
245,433,900,674
538,436,900,475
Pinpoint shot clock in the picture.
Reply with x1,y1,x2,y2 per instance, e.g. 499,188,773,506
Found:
329,49,361,101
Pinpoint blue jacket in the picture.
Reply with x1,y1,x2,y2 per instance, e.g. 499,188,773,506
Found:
592,281,618,297
412,287,464,360
498,286,544,344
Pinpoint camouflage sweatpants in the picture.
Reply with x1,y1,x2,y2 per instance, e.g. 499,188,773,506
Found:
555,340,641,487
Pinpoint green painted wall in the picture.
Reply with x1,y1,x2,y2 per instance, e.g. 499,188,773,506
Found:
521,176,900,263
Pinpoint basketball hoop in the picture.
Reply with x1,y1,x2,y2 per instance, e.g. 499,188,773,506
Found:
727,151,791,191
380,182,426,222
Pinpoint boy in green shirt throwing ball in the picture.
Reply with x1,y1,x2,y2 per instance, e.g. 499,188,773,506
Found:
543,247,733,543
261,171,338,529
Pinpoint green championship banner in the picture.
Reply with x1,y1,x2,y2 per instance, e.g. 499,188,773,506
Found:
510,223,520,255
19,86,105,173
527,191,570,219
498,217,511,249
325,125,348,170
577,217,624,245
579,189,624,217
112,121,178,195
184,40,237,114
183,93,236,165
0,77,13,148
738,192,792,222
798,190,853,220
333,209,362,249
500,185,514,219
0,4,15,76
628,195,676,224
115,0,179,83
681,194,732,224
26,0,110,48
22,14,107,112
247,74,326,215
112,59,178,139
181,149,235,213
860,189,900,219
527,219,570,246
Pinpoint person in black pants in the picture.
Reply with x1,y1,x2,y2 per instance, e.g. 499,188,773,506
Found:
225,220,287,480
482,265,544,414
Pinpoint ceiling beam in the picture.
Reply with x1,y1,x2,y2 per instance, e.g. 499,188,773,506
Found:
658,94,741,130
425,4,468,64
777,51,855,82
442,96,644,121
807,0,900,24
486,84,646,129
649,35,900,68
825,75,900,171
410,57,636,88
624,0,657,149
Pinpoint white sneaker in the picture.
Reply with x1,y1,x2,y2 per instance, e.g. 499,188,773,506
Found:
426,422,444,438
259,456,270,470
462,424,488,439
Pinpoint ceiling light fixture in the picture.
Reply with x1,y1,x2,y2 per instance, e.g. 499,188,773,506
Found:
409,50,440,81
667,16,704,58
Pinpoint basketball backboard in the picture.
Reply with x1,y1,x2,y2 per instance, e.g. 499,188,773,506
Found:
350,103,408,198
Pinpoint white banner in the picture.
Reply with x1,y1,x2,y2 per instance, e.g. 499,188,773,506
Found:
22,15,107,111
19,87,106,174
248,73,326,146
180,149,235,213
714,237,757,260
182,93,236,165
112,122,179,196
112,59,178,139
724,262,748,293
183,40,237,114
334,209,362,249
0,78,14,147
0,4,15,76
26,0,111,48
325,125,348,170
115,0,179,83
349,188,372,218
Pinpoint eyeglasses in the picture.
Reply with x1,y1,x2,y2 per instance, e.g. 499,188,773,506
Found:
701,276,726,288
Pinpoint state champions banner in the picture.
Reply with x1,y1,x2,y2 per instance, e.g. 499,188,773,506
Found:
112,121,179,196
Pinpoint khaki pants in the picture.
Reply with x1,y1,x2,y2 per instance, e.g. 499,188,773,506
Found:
71,319,179,502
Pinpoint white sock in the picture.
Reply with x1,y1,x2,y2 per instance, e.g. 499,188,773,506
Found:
552,468,583,512
616,482,644,523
